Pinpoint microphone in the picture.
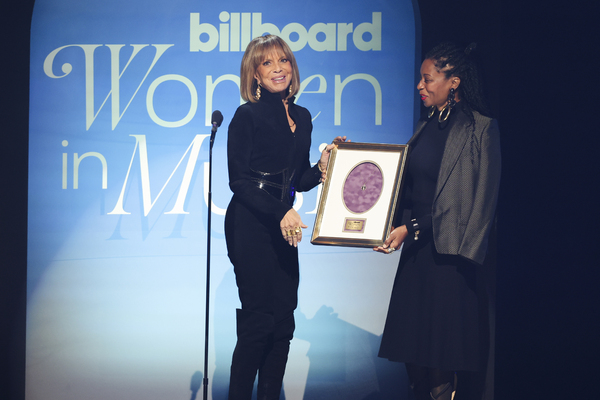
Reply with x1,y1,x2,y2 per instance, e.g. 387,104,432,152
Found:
211,110,223,133
210,110,223,148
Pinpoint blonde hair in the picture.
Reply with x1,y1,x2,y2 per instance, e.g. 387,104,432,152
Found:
240,35,300,103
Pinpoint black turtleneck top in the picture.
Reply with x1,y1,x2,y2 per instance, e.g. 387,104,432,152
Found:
403,108,458,241
227,89,321,226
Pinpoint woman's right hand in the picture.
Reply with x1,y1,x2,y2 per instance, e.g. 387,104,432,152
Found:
373,225,408,254
280,208,308,247
318,136,349,182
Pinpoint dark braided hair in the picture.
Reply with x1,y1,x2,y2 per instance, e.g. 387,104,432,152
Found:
425,42,491,119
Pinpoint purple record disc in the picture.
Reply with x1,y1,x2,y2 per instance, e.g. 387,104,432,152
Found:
342,162,383,213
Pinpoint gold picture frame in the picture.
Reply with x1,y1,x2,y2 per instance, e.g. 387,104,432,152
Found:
311,141,409,248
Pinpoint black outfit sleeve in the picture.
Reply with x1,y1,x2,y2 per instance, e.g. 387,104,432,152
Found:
395,111,452,247
227,92,320,225
393,185,433,247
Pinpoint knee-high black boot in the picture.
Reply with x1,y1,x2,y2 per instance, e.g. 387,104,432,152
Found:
256,313,295,400
228,309,275,400
406,364,456,400
406,363,430,400
429,371,457,400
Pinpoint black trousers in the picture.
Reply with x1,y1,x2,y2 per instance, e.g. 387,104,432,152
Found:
226,205,300,400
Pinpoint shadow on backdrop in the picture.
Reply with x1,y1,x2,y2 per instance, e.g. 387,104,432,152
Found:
296,306,408,400
198,267,409,400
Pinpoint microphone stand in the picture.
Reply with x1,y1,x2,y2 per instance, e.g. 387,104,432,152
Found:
203,123,218,400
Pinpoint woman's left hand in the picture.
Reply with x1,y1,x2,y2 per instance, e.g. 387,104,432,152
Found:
280,208,308,247
318,136,349,182
373,225,408,254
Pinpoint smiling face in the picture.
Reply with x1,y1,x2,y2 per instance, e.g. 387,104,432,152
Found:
254,49,293,98
417,58,460,110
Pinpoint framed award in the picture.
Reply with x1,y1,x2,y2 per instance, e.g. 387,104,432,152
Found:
311,141,409,248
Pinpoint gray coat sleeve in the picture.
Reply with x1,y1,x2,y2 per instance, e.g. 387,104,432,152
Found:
432,112,501,265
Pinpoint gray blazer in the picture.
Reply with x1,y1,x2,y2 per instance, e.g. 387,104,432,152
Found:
404,109,501,265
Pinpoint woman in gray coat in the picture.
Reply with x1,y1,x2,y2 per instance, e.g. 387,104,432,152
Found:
375,42,501,400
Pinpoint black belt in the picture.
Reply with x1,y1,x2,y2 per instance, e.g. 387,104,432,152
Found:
249,168,296,206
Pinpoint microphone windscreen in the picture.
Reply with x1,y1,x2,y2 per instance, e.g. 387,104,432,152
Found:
212,110,223,127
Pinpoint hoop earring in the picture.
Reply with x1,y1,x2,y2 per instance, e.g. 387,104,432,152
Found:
428,106,436,119
439,88,456,122
439,104,451,122
254,84,261,101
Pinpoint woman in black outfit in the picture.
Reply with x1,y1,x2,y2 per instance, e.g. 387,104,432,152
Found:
225,35,345,400
374,42,501,400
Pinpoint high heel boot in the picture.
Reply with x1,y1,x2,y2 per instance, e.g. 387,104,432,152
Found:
256,313,295,400
228,309,275,400
430,373,457,400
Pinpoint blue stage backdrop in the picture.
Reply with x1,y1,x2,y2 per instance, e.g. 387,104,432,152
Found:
27,1,419,399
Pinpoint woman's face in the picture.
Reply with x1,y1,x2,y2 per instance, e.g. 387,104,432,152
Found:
254,49,293,97
417,58,458,110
